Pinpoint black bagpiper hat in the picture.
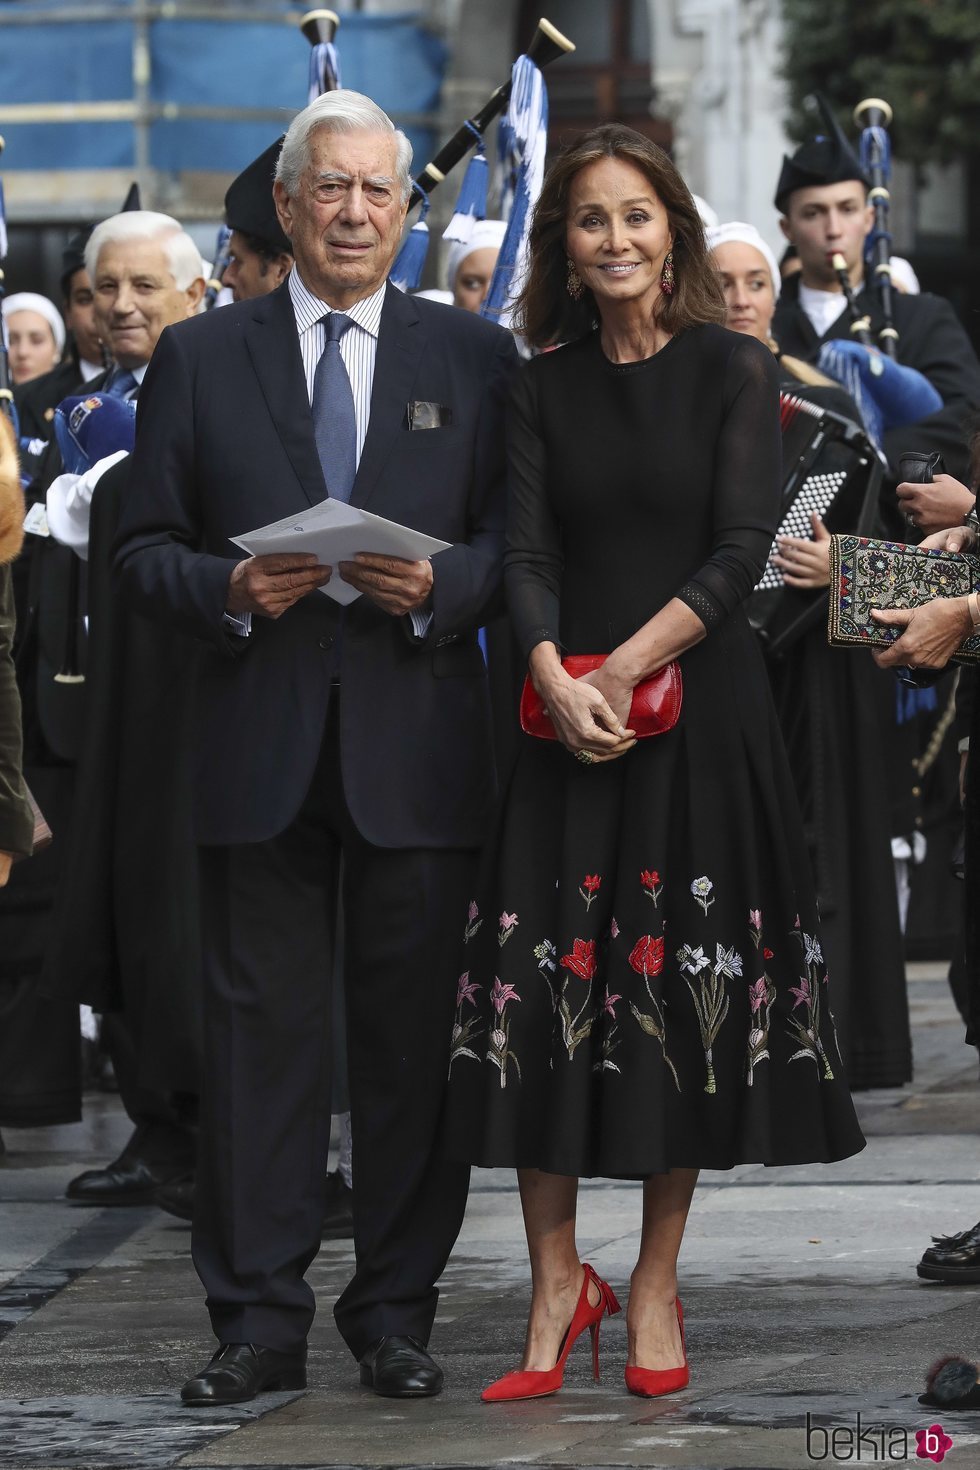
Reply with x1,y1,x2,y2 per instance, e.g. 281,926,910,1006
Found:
774,94,870,214
224,138,291,254
60,226,93,296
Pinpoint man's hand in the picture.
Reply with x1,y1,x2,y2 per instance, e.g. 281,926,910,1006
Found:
897,474,974,535
226,554,331,619
871,597,972,671
0,851,14,888
772,512,832,589
338,553,433,617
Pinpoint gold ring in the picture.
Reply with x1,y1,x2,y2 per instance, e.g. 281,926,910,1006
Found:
576,750,596,766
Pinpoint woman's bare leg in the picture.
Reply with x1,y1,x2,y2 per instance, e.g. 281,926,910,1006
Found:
515,1168,600,1370
627,1168,699,1369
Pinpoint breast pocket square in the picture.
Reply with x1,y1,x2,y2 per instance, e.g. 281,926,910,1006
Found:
407,401,452,430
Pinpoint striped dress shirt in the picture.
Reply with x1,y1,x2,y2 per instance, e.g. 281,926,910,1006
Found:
287,265,386,466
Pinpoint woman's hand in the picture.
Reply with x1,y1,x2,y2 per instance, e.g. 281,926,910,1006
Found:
576,662,635,732
871,597,973,671
921,525,977,555
529,644,636,764
772,513,831,589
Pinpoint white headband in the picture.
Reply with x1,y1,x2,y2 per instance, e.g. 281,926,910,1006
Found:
705,222,781,300
446,220,508,291
2,292,66,353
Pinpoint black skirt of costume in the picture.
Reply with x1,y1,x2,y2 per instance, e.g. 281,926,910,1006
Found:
761,372,911,1090
445,325,865,1178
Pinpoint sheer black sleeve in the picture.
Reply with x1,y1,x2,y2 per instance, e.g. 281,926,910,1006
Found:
504,363,563,662
676,335,781,631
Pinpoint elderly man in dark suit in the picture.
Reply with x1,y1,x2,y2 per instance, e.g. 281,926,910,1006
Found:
115,90,517,1405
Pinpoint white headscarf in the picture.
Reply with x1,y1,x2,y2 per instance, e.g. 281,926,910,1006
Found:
2,291,66,353
693,194,718,230
446,219,508,293
705,222,781,301
890,255,920,295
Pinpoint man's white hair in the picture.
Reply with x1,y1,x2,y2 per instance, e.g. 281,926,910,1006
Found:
85,211,205,292
275,90,413,201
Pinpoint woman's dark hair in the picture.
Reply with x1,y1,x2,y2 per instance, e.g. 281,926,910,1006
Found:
514,123,726,349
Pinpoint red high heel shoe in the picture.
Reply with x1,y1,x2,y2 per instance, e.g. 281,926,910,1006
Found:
481,1263,621,1403
624,1296,689,1397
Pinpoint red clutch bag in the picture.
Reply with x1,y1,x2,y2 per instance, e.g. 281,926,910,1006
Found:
519,655,683,740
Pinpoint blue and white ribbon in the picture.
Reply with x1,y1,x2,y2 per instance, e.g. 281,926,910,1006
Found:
308,41,341,102
443,123,489,247
390,193,432,293
480,54,548,333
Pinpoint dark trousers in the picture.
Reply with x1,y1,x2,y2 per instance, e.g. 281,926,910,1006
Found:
192,699,472,1358
99,1013,198,1166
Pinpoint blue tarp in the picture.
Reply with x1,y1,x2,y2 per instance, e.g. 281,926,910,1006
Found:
0,3,446,173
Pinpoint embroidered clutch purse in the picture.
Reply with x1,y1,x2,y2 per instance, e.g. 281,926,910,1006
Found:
520,656,683,740
828,534,980,663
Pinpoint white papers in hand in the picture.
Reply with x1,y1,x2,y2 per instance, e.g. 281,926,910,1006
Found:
231,498,451,606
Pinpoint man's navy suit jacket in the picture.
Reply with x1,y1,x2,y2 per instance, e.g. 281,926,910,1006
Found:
114,278,519,850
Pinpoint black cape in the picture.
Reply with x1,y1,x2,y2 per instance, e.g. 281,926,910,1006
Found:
761,369,912,1088
43,456,203,1094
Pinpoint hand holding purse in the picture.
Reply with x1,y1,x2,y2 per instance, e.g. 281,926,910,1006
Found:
520,655,682,740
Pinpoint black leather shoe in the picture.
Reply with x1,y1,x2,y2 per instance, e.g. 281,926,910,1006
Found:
181,1343,307,1405
321,1170,354,1239
917,1220,980,1283
66,1155,190,1206
155,1175,195,1222
359,1336,443,1398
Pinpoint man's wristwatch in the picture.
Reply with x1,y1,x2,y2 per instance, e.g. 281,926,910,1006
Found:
963,499,979,535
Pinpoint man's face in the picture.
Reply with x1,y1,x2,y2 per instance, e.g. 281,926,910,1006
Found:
222,230,291,302
92,236,204,369
273,127,408,307
780,182,873,287
63,268,102,365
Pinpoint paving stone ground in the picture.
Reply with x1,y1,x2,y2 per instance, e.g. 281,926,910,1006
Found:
1,964,978,1470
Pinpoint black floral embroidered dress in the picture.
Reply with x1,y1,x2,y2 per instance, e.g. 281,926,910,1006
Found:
445,325,865,1177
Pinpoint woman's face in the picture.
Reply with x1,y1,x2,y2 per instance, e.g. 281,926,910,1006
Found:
453,246,500,313
712,241,775,344
6,309,61,384
565,156,672,313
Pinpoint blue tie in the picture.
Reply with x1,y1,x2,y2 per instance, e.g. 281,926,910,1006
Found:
105,367,138,399
312,312,356,503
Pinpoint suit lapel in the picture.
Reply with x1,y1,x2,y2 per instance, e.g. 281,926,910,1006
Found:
244,281,325,510
350,282,424,511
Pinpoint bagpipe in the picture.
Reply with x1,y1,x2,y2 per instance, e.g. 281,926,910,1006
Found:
748,391,882,656
816,98,941,454
854,97,898,358
408,18,573,208
390,16,574,301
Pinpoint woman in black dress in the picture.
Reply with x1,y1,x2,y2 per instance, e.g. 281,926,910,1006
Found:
446,126,864,1404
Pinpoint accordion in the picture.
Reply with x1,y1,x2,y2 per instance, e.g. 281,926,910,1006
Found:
748,391,882,656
